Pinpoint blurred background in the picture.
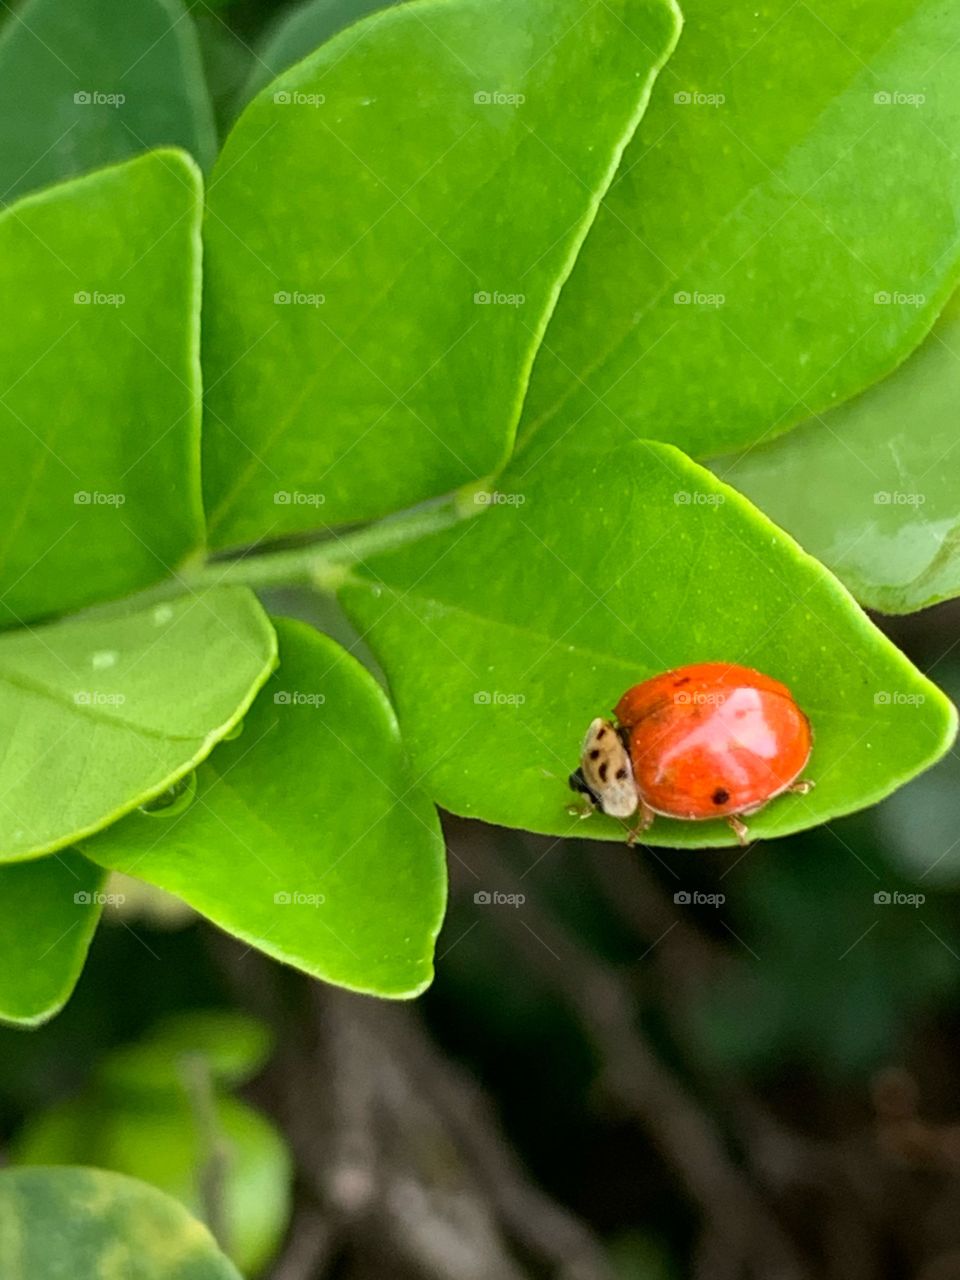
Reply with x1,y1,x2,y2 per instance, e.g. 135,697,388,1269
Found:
3,0,960,1277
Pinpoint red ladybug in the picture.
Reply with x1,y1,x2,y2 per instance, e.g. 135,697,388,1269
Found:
568,662,813,844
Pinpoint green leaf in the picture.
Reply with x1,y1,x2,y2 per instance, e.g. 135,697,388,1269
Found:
239,0,400,109
0,1166,241,1279
340,440,956,847
0,150,205,627
516,0,960,466
714,293,960,615
201,0,681,548
14,1095,290,1277
100,1010,273,1095
0,587,276,862
0,852,105,1027
83,619,447,996
0,0,216,203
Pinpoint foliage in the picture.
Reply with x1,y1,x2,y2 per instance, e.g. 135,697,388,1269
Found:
0,0,957,1044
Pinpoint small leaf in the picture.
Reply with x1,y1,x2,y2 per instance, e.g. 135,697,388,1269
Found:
0,0,216,203
201,0,681,547
340,440,956,847
0,587,276,861
83,619,446,997
517,0,960,465
0,1166,241,1279
0,852,105,1027
101,1010,273,1095
0,150,205,627
14,1094,290,1277
715,293,960,614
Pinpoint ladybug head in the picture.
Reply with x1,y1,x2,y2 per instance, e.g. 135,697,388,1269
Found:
573,717,639,819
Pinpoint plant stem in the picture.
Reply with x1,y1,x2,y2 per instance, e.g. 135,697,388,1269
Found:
81,492,476,620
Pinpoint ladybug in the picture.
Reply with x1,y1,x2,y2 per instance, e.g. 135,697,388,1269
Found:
568,663,813,845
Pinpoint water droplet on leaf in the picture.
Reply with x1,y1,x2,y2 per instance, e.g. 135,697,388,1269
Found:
139,770,198,818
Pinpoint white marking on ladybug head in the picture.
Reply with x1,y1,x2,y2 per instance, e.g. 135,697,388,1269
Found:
577,717,638,818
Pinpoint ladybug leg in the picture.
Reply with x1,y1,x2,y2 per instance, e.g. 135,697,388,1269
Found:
625,799,656,846
567,798,595,820
788,779,815,796
726,814,750,846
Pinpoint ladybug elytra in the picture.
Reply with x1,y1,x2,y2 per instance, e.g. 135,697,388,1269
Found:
568,662,813,845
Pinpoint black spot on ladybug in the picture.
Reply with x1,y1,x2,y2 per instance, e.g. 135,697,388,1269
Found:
589,748,601,761
599,762,609,782
674,676,691,686
712,787,730,806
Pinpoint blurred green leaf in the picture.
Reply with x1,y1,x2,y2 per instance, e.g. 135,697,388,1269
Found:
84,619,447,997
239,0,400,108
0,852,105,1027
517,0,960,466
0,0,216,203
193,12,258,138
101,1011,273,1095
0,150,205,627
0,587,276,861
0,1166,241,1279
201,0,680,547
715,293,960,615
341,439,956,847
15,1094,290,1276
